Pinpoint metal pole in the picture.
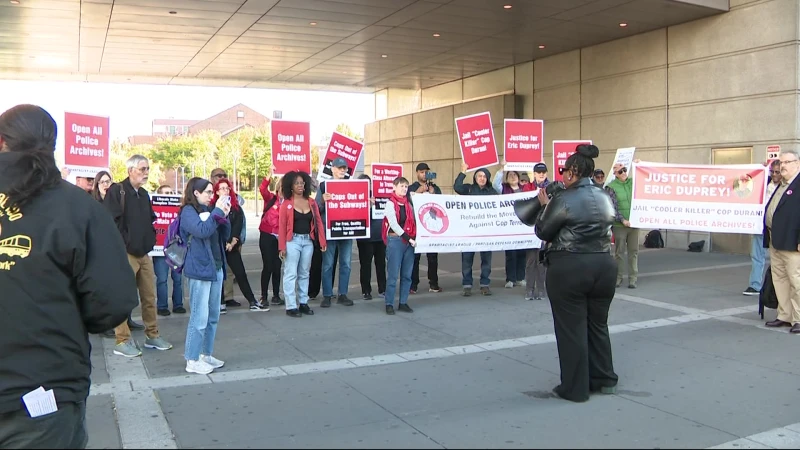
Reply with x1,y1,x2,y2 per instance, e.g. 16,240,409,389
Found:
174,168,178,192
254,149,258,217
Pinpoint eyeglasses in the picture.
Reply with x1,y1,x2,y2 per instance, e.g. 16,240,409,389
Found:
558,167,566,175
212,173,227,178
617,168,627,175
771,170,781,175
98,179,112,186
780,160,798,166
219,186,230,191
137,167,150,173
202,189,213,195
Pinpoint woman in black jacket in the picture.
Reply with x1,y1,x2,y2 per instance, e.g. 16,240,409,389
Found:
534,144,619,403
212,179,268,312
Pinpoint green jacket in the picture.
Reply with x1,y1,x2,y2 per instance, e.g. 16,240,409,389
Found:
607,177,633,225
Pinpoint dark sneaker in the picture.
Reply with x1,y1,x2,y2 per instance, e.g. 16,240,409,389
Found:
173,307,186,314
127,317,144,330
398,303,413,313
462,288,472,297
429,286,442,293
385,305,395,315
299,304,314,316
271,296,285,305
286,309,302,318
321,297,332,308
742,287,759,296
249,301,269,311
628,283,637,289
157,309,171,317
480,287,492,296
225,299,242,307
337,295,354,306
363,292,373,300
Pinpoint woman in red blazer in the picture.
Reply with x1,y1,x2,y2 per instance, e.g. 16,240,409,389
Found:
278,171,327,318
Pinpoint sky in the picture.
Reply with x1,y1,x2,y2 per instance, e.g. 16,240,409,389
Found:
0,80,376,165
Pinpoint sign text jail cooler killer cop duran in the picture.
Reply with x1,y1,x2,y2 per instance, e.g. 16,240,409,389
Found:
324,179,370,241
629,162,768,235
411,191,542,254
455,112,499,172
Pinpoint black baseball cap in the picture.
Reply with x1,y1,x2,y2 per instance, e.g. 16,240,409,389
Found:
332,157,348,168
415,162,430,171
593,169,605,176
533,162,548,173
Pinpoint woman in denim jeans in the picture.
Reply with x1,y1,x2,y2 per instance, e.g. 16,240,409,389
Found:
179,177,231,375
278,171,327,318
382,177,416,315
153,185,185,316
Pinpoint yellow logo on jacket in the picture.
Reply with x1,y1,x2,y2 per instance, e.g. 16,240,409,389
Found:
0,193,31,271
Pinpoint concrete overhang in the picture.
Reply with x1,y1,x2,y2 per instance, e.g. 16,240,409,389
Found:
0,0,728,93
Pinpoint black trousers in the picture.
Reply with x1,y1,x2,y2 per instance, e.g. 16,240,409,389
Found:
546,251,618,402
259,232,282,298
309,244,336,298
357,240,386,295
226,248,258,305
0,401,88,449
411,253,440,290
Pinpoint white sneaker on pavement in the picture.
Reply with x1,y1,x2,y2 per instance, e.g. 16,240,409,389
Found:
186,359,214,375
201,354,225,369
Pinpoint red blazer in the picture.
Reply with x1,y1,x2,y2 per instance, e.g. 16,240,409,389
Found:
278,197,327,251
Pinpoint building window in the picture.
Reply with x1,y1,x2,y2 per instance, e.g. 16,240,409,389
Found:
169,126,176,135
237,111,244,118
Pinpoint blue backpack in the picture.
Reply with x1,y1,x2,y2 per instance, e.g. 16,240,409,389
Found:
163,207,192,273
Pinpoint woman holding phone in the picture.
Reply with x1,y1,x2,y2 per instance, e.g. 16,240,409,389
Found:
212,179,269,312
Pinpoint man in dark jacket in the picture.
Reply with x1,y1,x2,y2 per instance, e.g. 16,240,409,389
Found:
454,163,498,296
407,162,443,294
104,155,173,357
0,104,138,448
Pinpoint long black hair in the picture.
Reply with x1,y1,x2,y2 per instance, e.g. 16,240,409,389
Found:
563,144,600,179
281,171,312,199
0,104,61,208
91,170,112,202
182,177,211,212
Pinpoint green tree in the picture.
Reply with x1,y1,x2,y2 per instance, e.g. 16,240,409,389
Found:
109,140,163,192
335,123,363,142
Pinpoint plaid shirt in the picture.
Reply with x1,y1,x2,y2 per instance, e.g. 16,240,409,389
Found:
604,186,626,223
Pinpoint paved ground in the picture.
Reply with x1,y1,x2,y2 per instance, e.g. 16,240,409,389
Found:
85,219,800,449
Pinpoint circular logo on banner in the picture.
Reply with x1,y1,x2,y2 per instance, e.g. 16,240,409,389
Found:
732,174,754,198
418,203,449,235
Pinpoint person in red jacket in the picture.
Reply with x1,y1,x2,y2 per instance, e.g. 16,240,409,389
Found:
278,171,327,318
382,176,416,315
258,176,283,306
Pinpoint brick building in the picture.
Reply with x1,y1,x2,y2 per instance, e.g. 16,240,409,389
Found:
188,104,270,136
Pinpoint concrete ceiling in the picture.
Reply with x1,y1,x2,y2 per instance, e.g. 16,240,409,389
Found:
0,0,727,93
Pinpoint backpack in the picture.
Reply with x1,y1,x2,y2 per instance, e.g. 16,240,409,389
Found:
163,206,192,273
643,229,664,249
758,265,778,319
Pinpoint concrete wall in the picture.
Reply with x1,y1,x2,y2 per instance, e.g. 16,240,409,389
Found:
367,0,800,253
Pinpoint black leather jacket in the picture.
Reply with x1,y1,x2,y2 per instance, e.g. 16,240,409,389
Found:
535,177,615,253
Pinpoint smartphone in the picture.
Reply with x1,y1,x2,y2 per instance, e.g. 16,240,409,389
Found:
219,195,231,209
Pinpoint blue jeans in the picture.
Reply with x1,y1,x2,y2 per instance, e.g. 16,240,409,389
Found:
153,256,183,310
385,236,414,306
748,235,769,290
184,268,223,361
462,251,492,288
505,249,526,283
283,234,314,310
322,239,353,297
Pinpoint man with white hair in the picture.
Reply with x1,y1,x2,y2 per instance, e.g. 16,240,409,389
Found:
763,149,800,334
103,155,173,356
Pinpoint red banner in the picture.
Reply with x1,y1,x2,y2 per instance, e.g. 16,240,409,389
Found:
504,119,543,171
64,112,110,178
552,140,592,182
271,120,311,176
324,179,370,240
371,163,403,220
149,194,182,256
318,132,363,181
633,164,766,205
455,112,499,172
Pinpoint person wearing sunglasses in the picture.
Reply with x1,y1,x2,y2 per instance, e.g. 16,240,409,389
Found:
606,163,638,289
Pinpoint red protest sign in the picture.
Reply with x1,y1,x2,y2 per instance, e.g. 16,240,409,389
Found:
271,120,311,175
149,194,182,257
318,131,364,181
455,112,499,172
64,112,110,178
371,163,403,220
504,119,543,171
552,140,592,182
324,179,370,241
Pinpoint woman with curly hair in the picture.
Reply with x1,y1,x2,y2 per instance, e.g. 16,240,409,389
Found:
278,171,327,318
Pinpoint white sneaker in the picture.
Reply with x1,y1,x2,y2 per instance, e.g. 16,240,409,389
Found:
185,359,214,375
201,354,225,369
220,304,227,315
505,281,514,288
518,280,527,287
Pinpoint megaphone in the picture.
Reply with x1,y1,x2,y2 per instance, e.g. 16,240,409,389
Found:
514,181,566,227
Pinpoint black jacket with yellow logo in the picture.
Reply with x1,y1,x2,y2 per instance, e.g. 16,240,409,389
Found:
0,152,138,414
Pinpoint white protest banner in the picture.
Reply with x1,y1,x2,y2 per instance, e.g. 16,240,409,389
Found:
629,162,768,234
411,191,542,253
604,147,636,186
